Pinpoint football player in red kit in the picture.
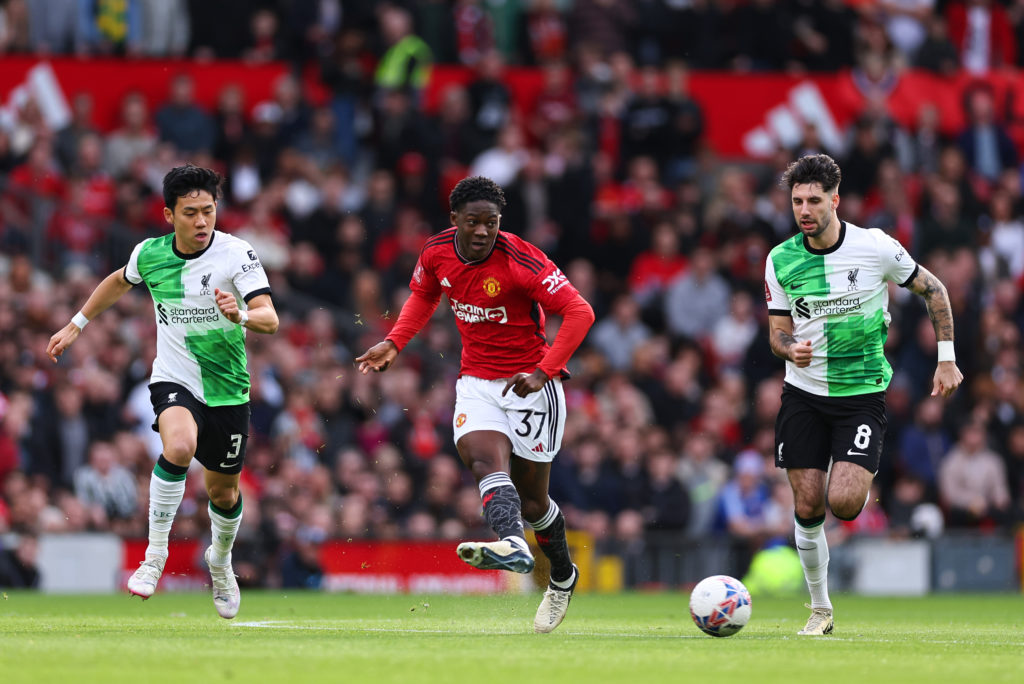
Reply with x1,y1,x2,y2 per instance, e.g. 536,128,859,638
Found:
356,176,594,633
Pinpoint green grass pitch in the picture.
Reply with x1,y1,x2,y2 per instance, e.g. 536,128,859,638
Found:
1,591,1022,684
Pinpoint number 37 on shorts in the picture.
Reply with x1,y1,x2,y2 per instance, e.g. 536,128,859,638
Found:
453,376,567,463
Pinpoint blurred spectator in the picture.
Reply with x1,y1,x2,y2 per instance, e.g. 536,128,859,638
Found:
590,294,651,372
664,246,730,343
155,73,215,155
627,220,687,308
642,449,689,531
73,440,138,527
375,5,433,94
104,91,157,180
878,0,935,62
522,0,568,65
453,0,494,66
619,66,674,173
789,0,857,71
945,0,1016,73
466,49,513,151
956,84,1018,184
55,92,98,173
570,0,634,58
710,291,759,373
897,395,953,493
0,0,31,54
28,0,88,54
243,7,284,63
914,13,960,75
0,534,39,588
715,449,773,571
138,0,189,57
938,419,1011,528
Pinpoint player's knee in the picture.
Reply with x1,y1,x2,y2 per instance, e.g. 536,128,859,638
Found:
793,500,825,521
520,496,548,523
163,438,196,465
208,486,239,511
828,495,864,521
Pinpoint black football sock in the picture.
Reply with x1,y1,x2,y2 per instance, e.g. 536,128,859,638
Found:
478,472,526,545
528,498,574,585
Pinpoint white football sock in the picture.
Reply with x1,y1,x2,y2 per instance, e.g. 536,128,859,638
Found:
795,517,832,610
146,466,186,557
208,497,243,566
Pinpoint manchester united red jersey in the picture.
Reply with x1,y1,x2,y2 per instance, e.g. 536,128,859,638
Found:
409,228,581,379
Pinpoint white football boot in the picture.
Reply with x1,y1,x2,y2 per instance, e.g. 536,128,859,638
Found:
798,604,834,635
204,546,241,619
534,564,579,634
127,551,167,599
456,538,535,573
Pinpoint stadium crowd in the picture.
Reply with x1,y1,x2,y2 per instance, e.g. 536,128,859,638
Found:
2,0,1024,588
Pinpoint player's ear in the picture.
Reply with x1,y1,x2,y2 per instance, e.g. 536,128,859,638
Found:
450,210,458,226
163,206,174,225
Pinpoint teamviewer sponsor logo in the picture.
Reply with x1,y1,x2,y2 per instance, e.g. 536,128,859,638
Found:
449,298,508,324
794,297,810,319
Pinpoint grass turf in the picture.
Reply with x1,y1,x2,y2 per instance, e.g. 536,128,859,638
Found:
1,591,1022,684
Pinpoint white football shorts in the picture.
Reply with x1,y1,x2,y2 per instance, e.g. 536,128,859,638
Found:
453,375,566,463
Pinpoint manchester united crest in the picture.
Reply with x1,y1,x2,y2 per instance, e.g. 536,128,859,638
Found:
455,413,467,427
482,276,501,297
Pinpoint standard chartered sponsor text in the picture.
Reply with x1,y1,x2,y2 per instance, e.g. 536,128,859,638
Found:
167,304,221,324
811,296,861,316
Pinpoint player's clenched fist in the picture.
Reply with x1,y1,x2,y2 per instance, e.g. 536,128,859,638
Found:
215,288,240,323
790,339,812,368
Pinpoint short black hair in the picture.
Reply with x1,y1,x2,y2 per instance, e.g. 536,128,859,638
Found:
780,153,842,193
162,164,224,211
449,176,506,213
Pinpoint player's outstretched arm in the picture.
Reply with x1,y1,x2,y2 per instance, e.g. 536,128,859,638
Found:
46,268,134,363
356,340,399,374
215,290,279,334
904,266,963,397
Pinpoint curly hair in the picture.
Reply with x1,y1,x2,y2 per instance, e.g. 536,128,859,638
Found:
780,154,842,193
162,164,224,211
448,176,506,212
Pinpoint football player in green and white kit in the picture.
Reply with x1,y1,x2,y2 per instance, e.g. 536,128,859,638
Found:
47,165,279,619
764,154,962,636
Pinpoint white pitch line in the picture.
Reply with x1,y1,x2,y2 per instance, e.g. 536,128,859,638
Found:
232,621,1024,646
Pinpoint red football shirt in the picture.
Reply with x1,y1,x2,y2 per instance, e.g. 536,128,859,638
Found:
398,228,582,379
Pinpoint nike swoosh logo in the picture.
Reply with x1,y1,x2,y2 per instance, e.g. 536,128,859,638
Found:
796,545,815,551
219,462,238,469
847,449,867,457
791,282,805,289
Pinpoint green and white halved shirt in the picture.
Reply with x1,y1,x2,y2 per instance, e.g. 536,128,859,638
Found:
764,221,918,397
124,231,271,406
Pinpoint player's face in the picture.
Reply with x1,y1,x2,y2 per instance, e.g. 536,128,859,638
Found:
791,182,838,240
452,200,501,261
165,190,217,254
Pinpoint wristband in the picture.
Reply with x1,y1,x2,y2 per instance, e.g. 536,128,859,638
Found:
238,310,249,326
937,340,955,363
71,311,89,330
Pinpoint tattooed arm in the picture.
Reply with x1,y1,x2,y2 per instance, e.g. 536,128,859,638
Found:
769,315,812,368
904,266,963,397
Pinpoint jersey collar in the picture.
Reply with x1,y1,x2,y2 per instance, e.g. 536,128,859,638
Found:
172,230,217,260
803,220,846,255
